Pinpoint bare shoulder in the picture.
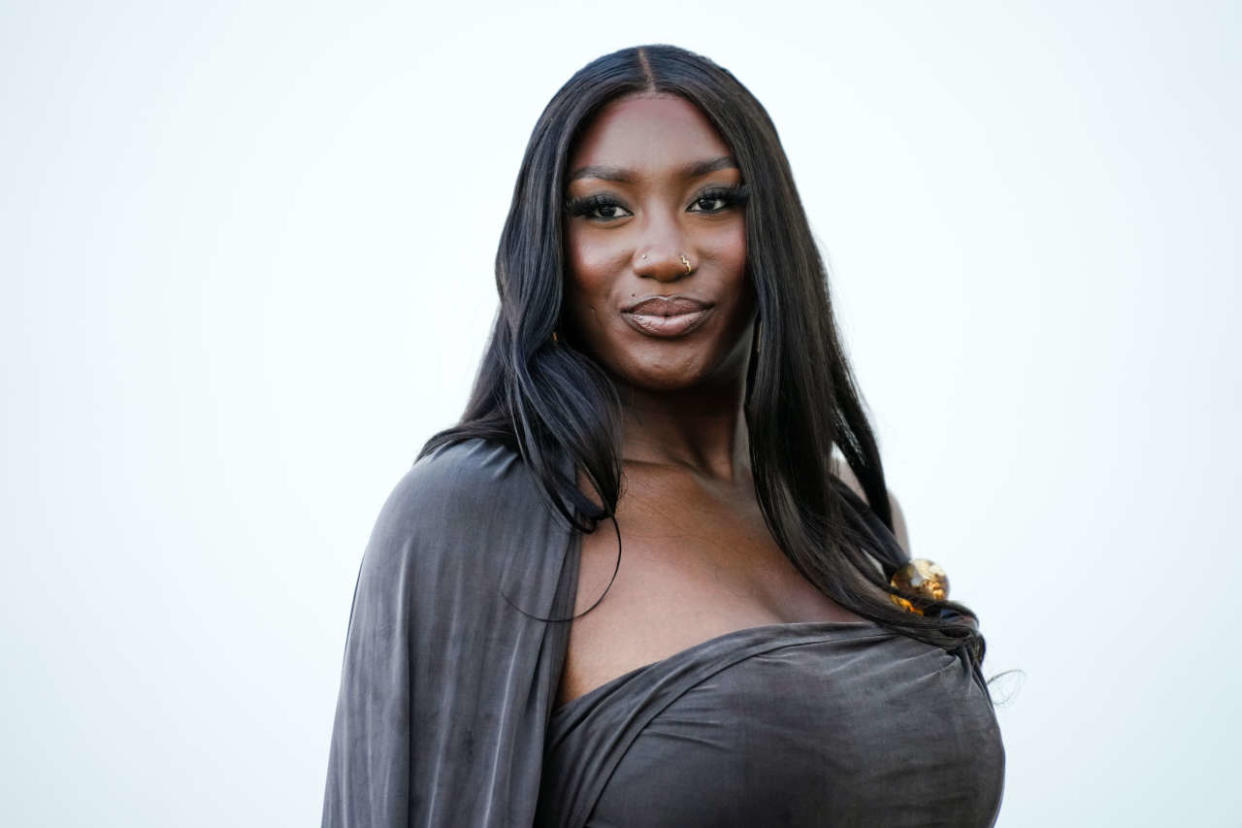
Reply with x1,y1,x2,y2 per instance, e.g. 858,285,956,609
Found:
829,455,910,553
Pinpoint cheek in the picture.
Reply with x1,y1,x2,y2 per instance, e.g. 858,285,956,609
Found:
709,220,749,289
566,229,626,301
725,224,748,276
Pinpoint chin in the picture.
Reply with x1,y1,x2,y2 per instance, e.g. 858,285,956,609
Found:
615,349,728,391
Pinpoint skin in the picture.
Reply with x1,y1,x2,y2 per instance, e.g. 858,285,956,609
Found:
556,92,907,708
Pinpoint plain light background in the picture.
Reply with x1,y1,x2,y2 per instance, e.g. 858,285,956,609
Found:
2,1,1237,825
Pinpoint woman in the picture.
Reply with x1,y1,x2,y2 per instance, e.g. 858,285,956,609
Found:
322,44,1005,827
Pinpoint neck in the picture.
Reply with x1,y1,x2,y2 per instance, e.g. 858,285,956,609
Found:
615,375,751,484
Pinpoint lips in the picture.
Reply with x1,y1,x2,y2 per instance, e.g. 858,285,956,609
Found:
623,296,712,316
621,295,715,338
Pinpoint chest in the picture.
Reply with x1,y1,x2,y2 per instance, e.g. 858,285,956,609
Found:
555,469,867,708
539,627,1006,828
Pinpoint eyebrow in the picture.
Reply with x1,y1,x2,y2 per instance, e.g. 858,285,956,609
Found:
568,155,738,184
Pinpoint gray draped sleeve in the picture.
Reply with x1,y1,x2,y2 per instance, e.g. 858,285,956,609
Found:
320,437,580,827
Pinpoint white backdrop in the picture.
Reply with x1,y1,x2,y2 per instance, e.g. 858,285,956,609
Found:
2,2,1237,825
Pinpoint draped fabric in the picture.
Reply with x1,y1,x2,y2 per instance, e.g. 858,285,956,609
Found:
320,437,1005,827
321,438,581,827
535,622,1005,827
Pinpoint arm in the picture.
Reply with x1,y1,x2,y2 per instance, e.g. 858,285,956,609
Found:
321,439,576,827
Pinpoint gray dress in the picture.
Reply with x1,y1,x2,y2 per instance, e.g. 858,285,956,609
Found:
320,437,1006,827
536,622,1004,826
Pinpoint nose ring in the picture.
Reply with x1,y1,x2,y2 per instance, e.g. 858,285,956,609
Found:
680,253,692,275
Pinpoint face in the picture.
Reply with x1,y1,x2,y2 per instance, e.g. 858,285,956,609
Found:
562,93,754,393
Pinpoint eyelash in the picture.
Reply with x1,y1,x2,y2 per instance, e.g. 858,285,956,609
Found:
565,184,750,221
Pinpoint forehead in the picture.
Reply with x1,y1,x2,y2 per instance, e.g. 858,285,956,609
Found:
568,93,732,176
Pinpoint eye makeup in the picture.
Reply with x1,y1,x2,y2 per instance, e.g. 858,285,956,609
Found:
565,183,750,221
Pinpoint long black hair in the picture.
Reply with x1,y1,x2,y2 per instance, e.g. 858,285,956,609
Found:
420,43,993,692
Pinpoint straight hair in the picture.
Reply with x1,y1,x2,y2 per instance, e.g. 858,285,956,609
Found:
421,44,993,694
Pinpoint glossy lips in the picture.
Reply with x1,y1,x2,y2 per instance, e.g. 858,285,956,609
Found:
621,295,714,338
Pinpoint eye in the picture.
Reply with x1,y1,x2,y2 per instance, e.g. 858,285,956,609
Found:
566,194,633,222
691,194,730,212
688,184,750,214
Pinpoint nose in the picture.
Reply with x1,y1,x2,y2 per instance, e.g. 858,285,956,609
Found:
633,211,693,282
633,246,694,282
